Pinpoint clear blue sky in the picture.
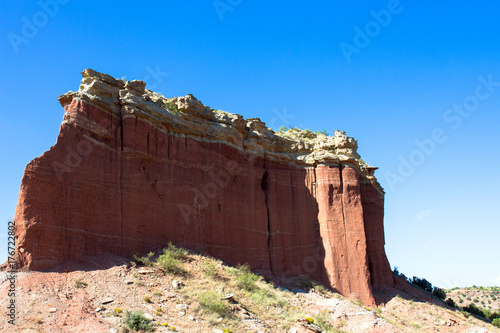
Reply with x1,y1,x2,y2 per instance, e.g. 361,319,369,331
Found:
1,1,499,288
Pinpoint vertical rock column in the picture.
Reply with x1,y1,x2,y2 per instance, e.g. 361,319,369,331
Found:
361,182,394,287
316,164,374,305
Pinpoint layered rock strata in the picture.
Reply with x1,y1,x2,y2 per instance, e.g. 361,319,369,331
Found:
14,69,393,305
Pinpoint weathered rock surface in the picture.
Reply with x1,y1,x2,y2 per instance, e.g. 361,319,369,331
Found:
14,69,394,305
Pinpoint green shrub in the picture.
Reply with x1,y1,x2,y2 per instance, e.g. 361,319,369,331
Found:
163,100,179,115
303,129,315,138
167,242,187,259
123,311,153,332
143,296,151,303
445,298,456,307
312,282,327,294
132,252,154,267
198,291,229,317
156,242,187,274
236,264,259,291
493,318,500,328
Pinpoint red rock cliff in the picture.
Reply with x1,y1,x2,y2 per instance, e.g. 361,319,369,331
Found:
14,69,393,305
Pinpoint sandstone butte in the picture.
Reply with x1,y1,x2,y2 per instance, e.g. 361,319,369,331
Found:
14,69,396,306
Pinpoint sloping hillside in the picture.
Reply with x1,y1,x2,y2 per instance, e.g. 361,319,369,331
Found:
1,246,498,332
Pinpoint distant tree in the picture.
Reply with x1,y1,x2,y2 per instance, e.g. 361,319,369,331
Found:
462,303,486,318
393,266,408,281
445,298,456,307
411,276,433,292
483,309,492,320
432,287,446,300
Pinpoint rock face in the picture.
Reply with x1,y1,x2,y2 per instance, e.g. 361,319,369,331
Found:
14,69,394,305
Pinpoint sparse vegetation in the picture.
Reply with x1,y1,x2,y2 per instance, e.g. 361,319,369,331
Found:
313,311,335,332
198,291,230,317
123,311,153,332
316,129,329,136
156,242,187,275
250,288,287,308
460,302,500,321
393,267,450,302
235,263,259,291
163,100,179,115
202,260,218,279
276,126,329,138
74,278,88,288
133,252,154,267
358,158,368,166
23,244,500,332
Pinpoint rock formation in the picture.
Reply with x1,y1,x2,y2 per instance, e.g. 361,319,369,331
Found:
14,69,394,305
